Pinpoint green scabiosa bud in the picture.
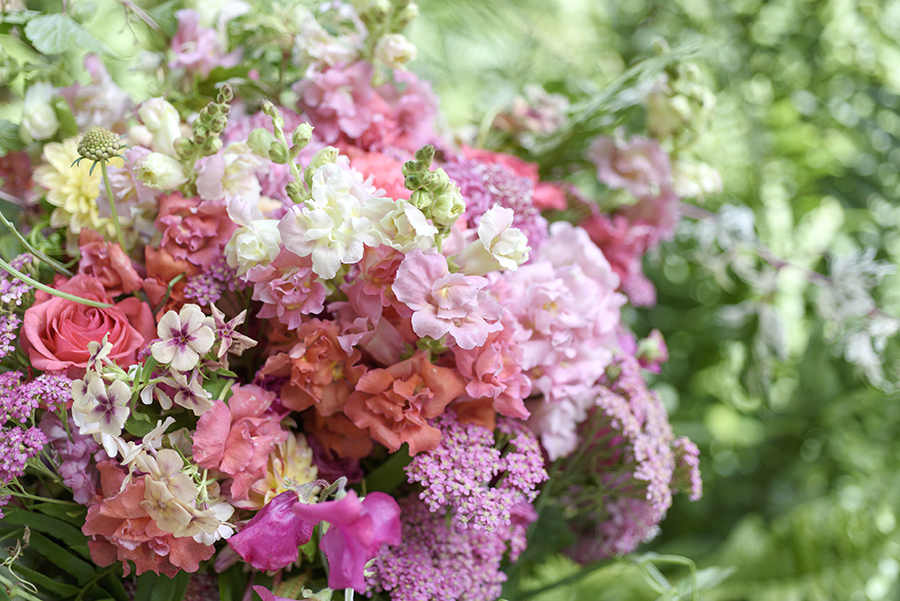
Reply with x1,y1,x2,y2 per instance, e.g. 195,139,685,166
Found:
77,127,122,162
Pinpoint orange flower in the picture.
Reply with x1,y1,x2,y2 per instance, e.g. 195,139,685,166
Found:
344,351,465,455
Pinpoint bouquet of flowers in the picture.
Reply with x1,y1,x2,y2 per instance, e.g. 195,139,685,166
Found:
0,2,710,599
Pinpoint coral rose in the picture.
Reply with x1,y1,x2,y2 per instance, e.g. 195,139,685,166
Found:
22,275,155,376
83,461,214,577
344,351,465,455
77,229,142,296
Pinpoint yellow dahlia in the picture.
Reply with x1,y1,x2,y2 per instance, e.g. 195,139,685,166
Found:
247,433,318,509
32,137,121,237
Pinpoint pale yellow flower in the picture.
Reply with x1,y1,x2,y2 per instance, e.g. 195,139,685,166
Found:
247,433,318,509
32,137,122,237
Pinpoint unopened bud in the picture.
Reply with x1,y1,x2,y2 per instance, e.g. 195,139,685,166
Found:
395,2,419,28
192,124,209,144
201,136,222,156
292,123,313,149
286,181,304,203
269,142,288,164
217,84,233,104
174,136,194,160
207,103,222,116
408,189,430,210
430,187,465,227
248,128,277,159
209,116,227,133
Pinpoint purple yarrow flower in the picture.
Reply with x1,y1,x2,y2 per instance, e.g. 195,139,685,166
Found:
0,425,47,484
150,304,215,371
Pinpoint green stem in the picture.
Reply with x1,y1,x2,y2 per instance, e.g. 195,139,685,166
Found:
0,573,43,601
4,489,81,506
100,160,128,251
0,209,73,276
516,560,609,601
73,565,118,601
152,273,185,315
0,257,112,308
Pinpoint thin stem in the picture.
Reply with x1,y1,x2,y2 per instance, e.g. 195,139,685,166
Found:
100,160,128,251
152,273,185,315
4,489,81,506
0,573,43,601
0,257,112,308
0,210,73,276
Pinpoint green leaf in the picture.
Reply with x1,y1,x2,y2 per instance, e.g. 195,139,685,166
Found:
0,120,25,154
99,573,130,601
146,0,181,38
1,10,41,24
514,503,575,567
7,563,81,597
23,14,72,54
27,531,96,586
134,571,191,601
362,445,412,493
32,502,88,525
218,565,246,601
23,13,114,56
0,509,90,552
0,581,9,601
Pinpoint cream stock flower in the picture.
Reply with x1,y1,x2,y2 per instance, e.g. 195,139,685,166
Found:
455,205,530,276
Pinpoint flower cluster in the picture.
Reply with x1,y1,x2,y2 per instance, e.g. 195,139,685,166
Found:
0,1,708,598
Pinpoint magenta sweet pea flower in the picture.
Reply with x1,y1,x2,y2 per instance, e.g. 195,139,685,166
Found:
227,491,314,571
252,586,293,601
292,490,401,592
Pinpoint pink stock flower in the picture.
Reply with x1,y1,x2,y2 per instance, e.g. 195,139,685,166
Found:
581,212,658,307
587,134,672,199
192,385,288,504
230,489,400,593
393,249,502,350
247,250,328,329
155,192,237,268
295,62,379,143
77,229,142,296
21,275,156,377
169,10,242,77
451,313,532,420
344,351,466,455
347,149,411,200
83,461,214,577
293,490,401,592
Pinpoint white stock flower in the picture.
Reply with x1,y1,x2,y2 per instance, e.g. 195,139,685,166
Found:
278,163,373,279
196,142,265,204
151,304,216,371
374,34,417,69
455,205,530,276
71,373,132,457
20,82,60,144
135,152,189,189
132,98,183,156
363,197,437,252
225,220,282,276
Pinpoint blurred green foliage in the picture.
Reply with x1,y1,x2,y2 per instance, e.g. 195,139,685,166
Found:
410,0,900,599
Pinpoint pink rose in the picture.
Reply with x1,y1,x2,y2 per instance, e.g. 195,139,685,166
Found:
22,275,156,376
77,229,142,296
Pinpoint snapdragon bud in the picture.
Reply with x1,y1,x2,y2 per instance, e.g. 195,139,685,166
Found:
217,84,233,105
209,116,227,133
292,123,313,150
174,136,194,160
431,186,465,227
395,1,419,28
248,128,277,159
269,141,289,164
201,136,222,156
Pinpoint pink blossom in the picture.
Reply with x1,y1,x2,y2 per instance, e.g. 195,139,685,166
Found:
293,490,401,592
228,490,314,571
155,192,237,268
60,55,132,132
587,134,672,199
393,249,502,350
76,229,142,296
581,212,658,307
347,149,411,200
192,385,288,504
451,313,531,420
461,146,566,211
295,62,380,143
169,10,241,77
247,250,328,329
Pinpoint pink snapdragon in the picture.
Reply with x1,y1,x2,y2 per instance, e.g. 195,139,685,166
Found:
229,489,400,592
393,249,502,350
169,10,242,77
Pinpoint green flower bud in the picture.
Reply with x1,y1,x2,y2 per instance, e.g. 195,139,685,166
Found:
402,160,420,179
413,144,434,168
261,101,284,128
395,2,419,28
430,187,465,227
209,115,227,133
201,136,222,156
207,103,222,116
217,84,233,105
286,181,304,203
174,136,194,160
292,123,314,150
408,189,431,210
192,124,209,144
269,141,289,164
308,146,339,171
404,172,423,190
371,0,391,20
77,126,122,162
248,128,277,159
